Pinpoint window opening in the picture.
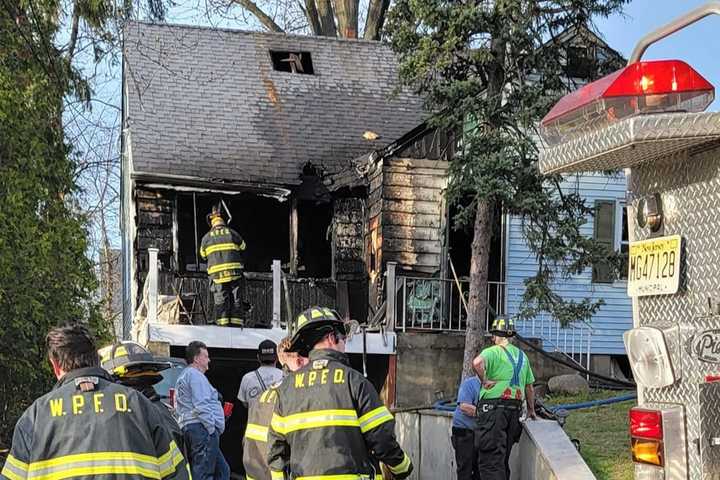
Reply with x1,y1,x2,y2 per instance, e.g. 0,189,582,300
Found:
296,200,332,277
270,51,314,74
176,193,290,273
615,201,629,281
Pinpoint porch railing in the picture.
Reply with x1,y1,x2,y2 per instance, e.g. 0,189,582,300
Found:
396,275,506,332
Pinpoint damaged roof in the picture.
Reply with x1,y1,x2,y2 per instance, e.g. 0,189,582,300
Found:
122,21,426,188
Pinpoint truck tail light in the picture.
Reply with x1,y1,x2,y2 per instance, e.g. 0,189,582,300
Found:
632,438,664,467
540,60,714,146
630,408,663,439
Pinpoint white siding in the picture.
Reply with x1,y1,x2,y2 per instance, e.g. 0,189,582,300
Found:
505,172,631,355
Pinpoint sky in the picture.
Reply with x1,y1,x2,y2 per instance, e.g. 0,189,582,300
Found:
595,0,720,110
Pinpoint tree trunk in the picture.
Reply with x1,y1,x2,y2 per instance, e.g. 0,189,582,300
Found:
316,0,337,36
363,0,389,40
461,30,506,380
303,0,323,36
335,0,358,38
461,199,495,379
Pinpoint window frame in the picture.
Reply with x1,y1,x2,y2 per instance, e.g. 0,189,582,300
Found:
613,200,629,285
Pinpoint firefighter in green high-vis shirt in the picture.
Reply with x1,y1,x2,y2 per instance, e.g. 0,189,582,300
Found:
472,317,536,480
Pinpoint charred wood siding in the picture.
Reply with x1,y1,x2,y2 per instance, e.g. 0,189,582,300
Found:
380,158,448,274
135,188,175,307
333,198,366,280
332,198,367,321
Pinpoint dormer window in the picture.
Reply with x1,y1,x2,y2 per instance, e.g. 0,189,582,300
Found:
270,51,314,74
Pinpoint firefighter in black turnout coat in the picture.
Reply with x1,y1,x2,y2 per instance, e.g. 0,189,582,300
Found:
200,204,250,327
267,307,413,480
1,324,189,480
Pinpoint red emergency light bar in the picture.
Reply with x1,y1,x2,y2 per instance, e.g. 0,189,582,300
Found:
540,60,714,146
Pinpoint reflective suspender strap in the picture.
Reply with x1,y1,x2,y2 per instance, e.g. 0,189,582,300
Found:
499,346,524,388
270,471,285,480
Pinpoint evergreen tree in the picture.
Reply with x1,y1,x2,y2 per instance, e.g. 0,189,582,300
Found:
0,2,110,446
385,1,628,377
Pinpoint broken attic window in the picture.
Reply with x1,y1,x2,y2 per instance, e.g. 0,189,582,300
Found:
270,51,314,74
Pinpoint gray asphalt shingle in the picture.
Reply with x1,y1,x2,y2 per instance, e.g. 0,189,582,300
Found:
123,21,425,187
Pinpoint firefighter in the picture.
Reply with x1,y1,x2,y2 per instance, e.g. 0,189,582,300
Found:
267,306,413,480
200,204,251,327
1,324,189,480
98,341,185,455
243,337,309,480
471,317,536,480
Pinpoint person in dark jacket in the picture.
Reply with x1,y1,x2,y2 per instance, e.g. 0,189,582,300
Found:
267,307,413,480
98,341,185,456
200,204,250,327
1,324,189,480
242,337,309,480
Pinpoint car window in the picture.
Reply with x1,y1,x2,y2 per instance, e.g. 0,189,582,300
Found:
155,364,185,398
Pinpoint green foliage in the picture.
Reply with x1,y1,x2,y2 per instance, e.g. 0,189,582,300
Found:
0,4,110,447
386,0,628,326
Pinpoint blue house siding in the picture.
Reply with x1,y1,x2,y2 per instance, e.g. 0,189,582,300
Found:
505,172,632,355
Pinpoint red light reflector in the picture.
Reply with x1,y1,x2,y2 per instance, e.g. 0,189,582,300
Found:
706,374,720,383
630,408,663,440
541,60,714,146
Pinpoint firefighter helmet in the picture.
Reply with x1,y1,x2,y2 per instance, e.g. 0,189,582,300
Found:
206,204,225,227
99,341,171,386
287,306,349,356
489,317,516,338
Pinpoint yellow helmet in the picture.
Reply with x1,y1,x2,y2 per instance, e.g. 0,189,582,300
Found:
287,306,349,356
489,317,516,337
99,341,171,386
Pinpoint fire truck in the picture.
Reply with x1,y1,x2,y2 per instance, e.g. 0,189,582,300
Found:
539,3,720,478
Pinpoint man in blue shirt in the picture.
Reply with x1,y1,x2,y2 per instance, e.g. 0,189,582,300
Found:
175,341,229,480
452,375,482,480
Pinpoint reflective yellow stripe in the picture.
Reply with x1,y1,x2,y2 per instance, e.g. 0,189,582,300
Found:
6,455,28,472
387,453,411,475
214,275,240,284
270,471,284,480
2,455,28,480
216,318,243,326
358,406,394,433
245,423,269,442
271,409,359,434
1,467,25,480
205,243,245,255
296,475,372,480
22,442,183,480
208,262,244,274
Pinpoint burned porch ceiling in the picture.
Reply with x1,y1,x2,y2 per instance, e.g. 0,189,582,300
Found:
123,22,425,188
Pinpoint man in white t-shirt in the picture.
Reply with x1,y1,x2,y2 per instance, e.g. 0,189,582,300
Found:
238,339,283,407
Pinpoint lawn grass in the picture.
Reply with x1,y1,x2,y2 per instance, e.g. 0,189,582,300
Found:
544,389,636,480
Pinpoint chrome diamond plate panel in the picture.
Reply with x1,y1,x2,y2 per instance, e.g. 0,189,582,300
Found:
539,112,720,175
631,145,720,479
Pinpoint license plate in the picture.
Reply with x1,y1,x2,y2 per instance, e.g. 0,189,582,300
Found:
627,235,681,297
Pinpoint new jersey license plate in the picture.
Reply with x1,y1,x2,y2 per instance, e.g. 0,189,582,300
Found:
627,235,681,297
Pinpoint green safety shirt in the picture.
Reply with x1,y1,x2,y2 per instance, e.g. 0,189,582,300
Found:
478,344,535,401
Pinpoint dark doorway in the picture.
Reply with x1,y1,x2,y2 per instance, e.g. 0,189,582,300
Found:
297,200,333,278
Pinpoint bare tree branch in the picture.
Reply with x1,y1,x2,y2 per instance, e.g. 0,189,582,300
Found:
363,0,389,40
231,0,284,32
67,3,80,61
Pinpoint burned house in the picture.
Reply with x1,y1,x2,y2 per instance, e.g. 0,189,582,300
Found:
121,22,425,334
